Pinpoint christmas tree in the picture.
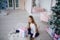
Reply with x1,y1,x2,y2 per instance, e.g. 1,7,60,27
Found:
0,0,8,10
51,0,60,35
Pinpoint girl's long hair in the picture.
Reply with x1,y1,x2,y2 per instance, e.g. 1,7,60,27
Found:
28,15,38,32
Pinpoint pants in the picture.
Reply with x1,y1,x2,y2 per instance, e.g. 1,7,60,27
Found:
28,28,39,38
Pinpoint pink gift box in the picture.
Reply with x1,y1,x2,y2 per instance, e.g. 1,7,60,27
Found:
54,34,60,38
53,34,60,40
53,37,57,40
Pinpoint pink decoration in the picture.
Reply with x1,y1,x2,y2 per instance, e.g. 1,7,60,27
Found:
53,37,57,40
32,7,45,13
40,12,49,22
53,34,60,40
54,34,60,38
55,34,59,38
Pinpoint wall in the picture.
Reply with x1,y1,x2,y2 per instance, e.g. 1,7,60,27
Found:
20,0,25,10
51,0,56,7
40,0,51,11
25,0,32,15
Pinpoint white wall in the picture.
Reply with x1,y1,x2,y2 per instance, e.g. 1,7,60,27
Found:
40,0,51,11
25,0,32,15
51,0,56,7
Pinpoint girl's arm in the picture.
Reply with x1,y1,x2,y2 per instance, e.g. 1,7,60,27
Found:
33,26,36,38
33,24,39,38
32,24,36,38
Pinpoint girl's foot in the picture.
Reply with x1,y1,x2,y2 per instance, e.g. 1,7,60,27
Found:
30,38,34,40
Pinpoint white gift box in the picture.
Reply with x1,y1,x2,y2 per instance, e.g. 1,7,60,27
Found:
58,38,60,40
18,27,28,38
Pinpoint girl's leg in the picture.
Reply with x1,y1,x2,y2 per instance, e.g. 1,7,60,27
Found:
30,38,32,40
28,28,31,34
28,28,34,40
30,34,34,40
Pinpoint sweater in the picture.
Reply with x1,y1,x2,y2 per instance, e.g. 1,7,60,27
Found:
30,23,36,38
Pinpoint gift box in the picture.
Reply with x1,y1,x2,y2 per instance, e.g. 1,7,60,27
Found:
46,27,54,37
58,38,60,40
18,27,28,38
54,34,60,40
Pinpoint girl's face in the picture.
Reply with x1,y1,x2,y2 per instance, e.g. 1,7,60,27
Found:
28,17,32,23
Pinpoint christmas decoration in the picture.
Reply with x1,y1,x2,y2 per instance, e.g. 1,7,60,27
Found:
0,0,8,10
48,0,60,40
51,0,60,35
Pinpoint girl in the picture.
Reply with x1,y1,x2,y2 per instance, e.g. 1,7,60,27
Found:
27,15,39,40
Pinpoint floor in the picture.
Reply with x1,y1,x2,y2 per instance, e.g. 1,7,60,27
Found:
0,10,52,40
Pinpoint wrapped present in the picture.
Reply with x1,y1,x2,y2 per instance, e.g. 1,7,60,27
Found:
54,34,60,38
58,38,60,40
18,27,28,38
46,27,54,37
54,34,60,40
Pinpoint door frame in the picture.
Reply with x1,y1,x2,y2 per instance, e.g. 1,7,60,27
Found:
7,0,20,9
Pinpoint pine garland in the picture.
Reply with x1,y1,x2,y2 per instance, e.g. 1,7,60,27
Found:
51,0,60,35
